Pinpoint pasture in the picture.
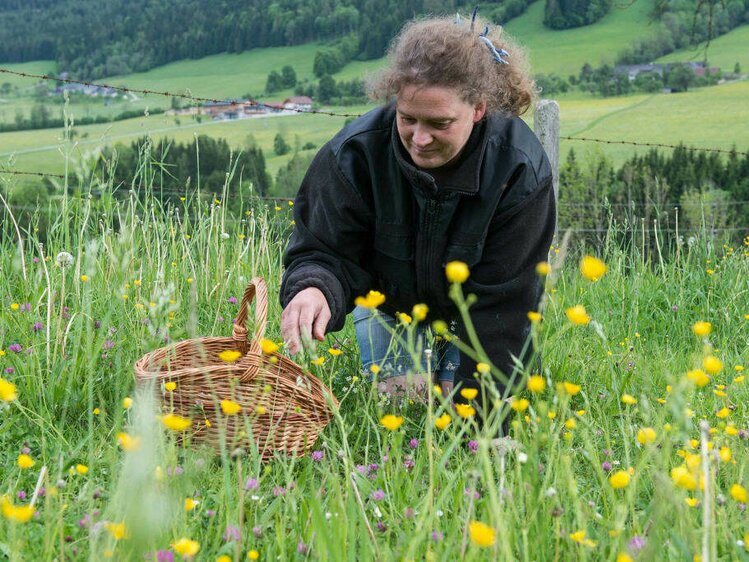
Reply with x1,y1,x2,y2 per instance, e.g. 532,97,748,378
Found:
1,179,748,559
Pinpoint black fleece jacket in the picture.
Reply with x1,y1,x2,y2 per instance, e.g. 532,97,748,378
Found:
280,103,556,396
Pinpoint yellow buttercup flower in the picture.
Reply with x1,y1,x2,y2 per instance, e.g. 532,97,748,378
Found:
434,413,452,430
730,484,748,503
686,369,710,387
569,529,597,548
455,403,476,418
535,261,550,276
566,305,590,326
609,470,630,490
719,446,732,462
511,398,529,412
172,538,200,557
527,311,542,323
580,255,607,281
468,521,496,547
703,356,723,375
75,464,89,475
716,407,730,419
105,522,129,540
637,427,656,445
412,303,429,322
116,432,141,452
527,375,545,393
460,388,478,400
328,348,343,356
122,397,133,409
621,394,637,405
219,350,242,363
476,363,490,375
259,339,279,354
248,551,260,561
17,454,34,469
562,382,581,395
184,498,199,512
0,378,18,402
671,466,698,490
354,290,386,309
445,261,470,284
370,364,381,375
311,356,325,366
397,312,412,325
221,400,242,415
380,415,404,431
617,553,635,562
692,321,712,337
161,413,192,431
164,381,177,392
1,497,35,523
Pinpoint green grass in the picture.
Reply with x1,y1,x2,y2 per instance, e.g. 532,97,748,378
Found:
0,61,56,90
657,24,749,73
2,79,748,187
504,0,653,76
1,172,749,559
104,44,326,102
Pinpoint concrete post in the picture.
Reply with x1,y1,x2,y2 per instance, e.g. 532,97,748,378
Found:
533,99,560,201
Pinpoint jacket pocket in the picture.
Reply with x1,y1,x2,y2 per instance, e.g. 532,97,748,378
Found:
443,233,485,268
373,224,414,261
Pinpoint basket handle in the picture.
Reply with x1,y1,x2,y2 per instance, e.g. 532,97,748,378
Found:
232,277,268,354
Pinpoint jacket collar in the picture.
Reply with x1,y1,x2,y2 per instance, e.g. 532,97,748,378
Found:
390,113,488,196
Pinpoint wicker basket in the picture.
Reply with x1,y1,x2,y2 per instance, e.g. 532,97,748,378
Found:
134,277,338,460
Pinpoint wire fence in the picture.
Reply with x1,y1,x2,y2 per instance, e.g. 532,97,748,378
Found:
2,63,749,228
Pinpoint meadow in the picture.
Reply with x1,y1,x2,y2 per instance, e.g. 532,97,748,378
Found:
1,156,749,560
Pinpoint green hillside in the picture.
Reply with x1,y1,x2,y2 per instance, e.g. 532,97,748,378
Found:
2,81,748,186
657,25,749,72
105,44,324,102
504,0,652,76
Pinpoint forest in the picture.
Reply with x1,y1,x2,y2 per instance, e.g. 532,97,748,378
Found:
1,0,746,79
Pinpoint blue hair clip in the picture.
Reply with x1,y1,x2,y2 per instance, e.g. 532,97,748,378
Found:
470,6,479,31
479,23,510,64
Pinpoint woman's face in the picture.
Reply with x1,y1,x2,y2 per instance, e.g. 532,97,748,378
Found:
396,84,486,169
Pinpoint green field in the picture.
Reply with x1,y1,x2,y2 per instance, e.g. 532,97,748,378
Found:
1,80,747,187
1,186,749,559
657,24,749,73
504,0,652,76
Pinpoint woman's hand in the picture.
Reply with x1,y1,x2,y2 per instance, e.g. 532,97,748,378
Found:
281,287,331,355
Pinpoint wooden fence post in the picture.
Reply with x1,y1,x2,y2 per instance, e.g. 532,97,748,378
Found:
533,99,560,202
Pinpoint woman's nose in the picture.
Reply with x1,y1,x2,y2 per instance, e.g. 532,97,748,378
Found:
412,126,432,147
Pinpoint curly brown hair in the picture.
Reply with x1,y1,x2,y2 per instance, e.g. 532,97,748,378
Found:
368,15,536,116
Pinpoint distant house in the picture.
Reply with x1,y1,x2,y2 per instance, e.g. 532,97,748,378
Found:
262,102,286,113
283,96,313,111
204,100,246,119
614,64,664,81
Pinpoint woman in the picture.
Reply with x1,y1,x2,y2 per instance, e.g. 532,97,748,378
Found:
279,14,555,419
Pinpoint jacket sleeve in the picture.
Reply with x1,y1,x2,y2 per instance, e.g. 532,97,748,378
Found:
280,143,375,332
454,166,556,397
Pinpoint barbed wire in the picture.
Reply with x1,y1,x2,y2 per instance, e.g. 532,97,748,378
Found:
2,67,748,158
0,68,362,118
0,169,65,179
561,135,749,157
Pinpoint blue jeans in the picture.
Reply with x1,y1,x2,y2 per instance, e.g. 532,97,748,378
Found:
352,306,459,382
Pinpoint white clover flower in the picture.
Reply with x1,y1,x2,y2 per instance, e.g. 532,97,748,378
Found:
517,452,528,464
545,487,557,497
221,232,230,240
56,251,74,268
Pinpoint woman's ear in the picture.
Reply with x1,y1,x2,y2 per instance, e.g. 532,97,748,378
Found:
473,100,487,122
